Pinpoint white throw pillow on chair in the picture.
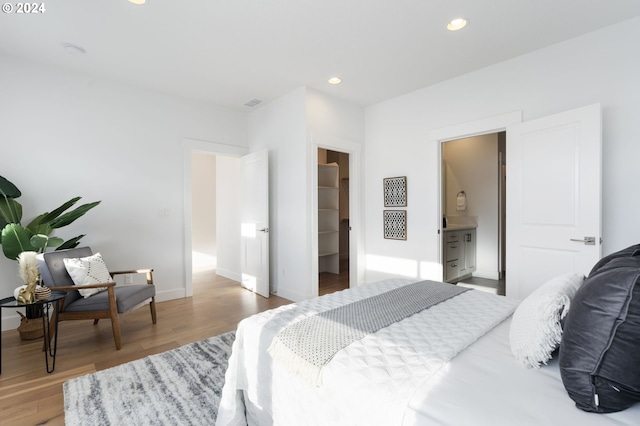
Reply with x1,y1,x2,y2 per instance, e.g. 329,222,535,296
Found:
63,252,113,298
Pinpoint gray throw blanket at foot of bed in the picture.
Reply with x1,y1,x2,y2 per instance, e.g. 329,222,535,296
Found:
268,280,468,385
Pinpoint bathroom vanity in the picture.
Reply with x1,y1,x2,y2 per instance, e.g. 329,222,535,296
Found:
443,225,476,283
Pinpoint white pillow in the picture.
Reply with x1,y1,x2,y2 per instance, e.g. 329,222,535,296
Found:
509,272,585,368
63,252,114,298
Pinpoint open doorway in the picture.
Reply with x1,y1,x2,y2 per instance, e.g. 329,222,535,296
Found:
440,132,506,295
191,152,242,296
318,148,350,296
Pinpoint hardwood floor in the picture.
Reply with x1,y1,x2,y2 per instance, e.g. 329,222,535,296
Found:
0,271,291,426
318,258,349,296
456,276,505,296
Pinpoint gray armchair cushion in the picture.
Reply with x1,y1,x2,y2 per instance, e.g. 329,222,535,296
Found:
65,284,155,313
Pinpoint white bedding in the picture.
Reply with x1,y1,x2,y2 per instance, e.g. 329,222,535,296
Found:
216,278,640,425
405,317,640,425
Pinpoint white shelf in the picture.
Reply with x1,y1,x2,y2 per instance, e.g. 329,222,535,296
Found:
318,162,339,274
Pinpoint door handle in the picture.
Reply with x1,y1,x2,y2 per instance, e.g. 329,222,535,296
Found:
570,236,595,245
258,227,269,233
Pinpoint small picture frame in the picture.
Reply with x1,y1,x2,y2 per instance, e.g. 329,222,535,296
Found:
383,176,407,207
383,210,407,240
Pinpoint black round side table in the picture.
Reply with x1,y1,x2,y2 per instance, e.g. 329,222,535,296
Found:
0,292,66,374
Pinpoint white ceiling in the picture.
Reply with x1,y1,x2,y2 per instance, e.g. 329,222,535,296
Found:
2,0,640,111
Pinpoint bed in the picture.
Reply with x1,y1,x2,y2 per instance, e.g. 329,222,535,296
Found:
216,256,640,426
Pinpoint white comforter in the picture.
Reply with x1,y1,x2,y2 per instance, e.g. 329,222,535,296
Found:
216,278,518,426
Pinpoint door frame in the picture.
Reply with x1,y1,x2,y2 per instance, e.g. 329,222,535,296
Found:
429,111,522,280
310,133,364,297
182,138,249,298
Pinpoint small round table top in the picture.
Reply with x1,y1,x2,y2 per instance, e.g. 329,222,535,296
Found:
0,292,66,308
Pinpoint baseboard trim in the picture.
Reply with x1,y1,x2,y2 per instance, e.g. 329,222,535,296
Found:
216,268,241,283
274,286,306,303
156,288,185,302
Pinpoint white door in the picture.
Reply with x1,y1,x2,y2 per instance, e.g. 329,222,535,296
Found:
506,104,601,299
240,150,270,298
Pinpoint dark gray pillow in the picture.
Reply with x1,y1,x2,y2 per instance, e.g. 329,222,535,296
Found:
588,243,640,276
559,253,640,413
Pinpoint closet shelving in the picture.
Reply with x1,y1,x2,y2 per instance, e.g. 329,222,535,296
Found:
318,163,340,274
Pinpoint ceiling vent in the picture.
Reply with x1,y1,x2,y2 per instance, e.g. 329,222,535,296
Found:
244,98,263,108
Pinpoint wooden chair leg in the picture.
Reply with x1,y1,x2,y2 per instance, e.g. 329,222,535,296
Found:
149,297,157,324
110,316,122,350
107,287,122,350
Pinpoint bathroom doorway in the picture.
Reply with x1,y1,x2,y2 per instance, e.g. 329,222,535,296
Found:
441,132,506,294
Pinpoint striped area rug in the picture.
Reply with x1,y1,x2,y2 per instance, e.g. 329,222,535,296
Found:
64,331,235,426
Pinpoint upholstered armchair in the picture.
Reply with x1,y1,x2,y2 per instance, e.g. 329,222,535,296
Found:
37,247,157,350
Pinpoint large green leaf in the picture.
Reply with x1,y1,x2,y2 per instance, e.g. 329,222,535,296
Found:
37,197,81,225
1,223,34,260
0,197,22,225
30,234,64,251
50,201,100,229
58,234,85,250
0,175,21,199
26,212,54,235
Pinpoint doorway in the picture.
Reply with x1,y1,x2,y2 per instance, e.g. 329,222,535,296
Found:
191,152,242,296
440,132,506,295
182,138,249,299
318,148,350,296
433,105,600,299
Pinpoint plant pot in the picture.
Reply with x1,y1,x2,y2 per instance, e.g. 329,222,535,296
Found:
17,311,43,340
25,303,43,319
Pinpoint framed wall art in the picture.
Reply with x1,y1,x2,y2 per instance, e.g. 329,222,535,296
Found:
383,176,407,207
383,210,407,240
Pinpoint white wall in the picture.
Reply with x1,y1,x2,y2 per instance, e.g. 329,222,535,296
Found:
364,18,640,283
0,55,247,330
215,155,242,281
248,87,308,300
191,153,217,271
306,88,365,143
248,87,364,301
306,88,366,292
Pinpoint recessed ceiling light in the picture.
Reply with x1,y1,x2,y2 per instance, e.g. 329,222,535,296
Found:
447,18,468,31
128,0,148,4
63,43,86,56
328,77,342,85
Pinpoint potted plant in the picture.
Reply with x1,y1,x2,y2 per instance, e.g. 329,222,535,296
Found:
0,175,100,259
0,174,100,324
